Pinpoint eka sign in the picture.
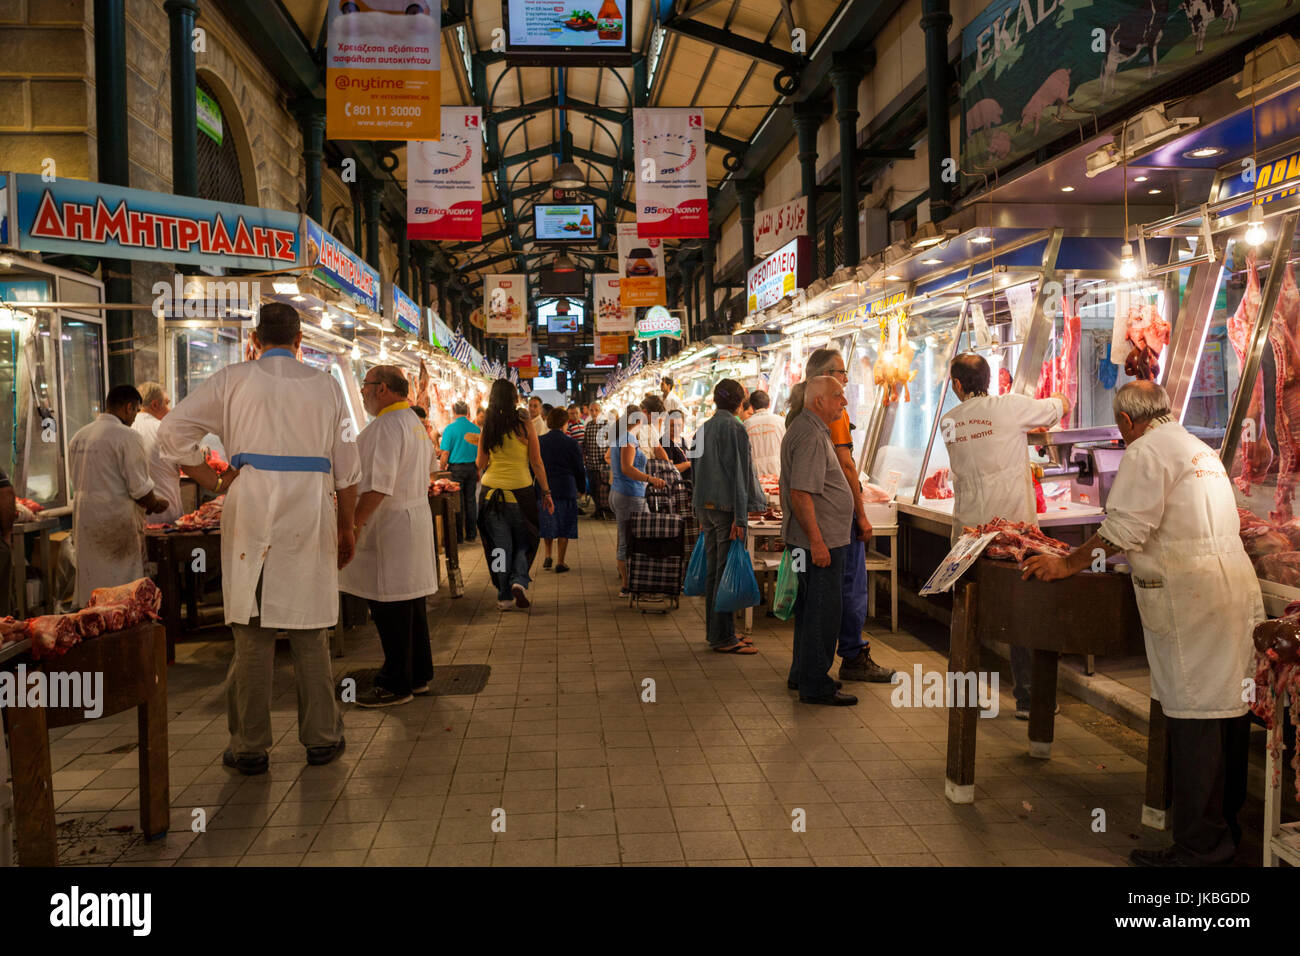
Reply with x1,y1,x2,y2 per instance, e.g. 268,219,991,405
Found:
636,305,681,340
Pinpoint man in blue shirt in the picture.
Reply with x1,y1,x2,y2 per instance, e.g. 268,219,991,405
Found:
439,401,482,542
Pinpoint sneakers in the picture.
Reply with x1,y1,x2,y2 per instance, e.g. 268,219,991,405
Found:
496,599,514,611
555,563,570,574
305,736,346,766
799,690,859,706
356,685,413,708
839,652,896,683
512,583,530,608
543,557,553,569
222,749,268,776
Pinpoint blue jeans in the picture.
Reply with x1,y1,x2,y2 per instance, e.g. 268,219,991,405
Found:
610,489,648,561
789,545,847,698
838,526,870,660
699,508,737,647
482,500,533,600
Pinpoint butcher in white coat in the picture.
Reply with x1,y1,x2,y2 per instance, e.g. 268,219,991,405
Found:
158,303,361,775
941,352,1068,717
130,381,183,524
1024,381,1263,868
340,365,438,708
68,385,170,607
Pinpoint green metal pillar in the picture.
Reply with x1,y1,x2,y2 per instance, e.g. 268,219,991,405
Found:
94,0,133,385
164,0,200,198
294,99,326,222
362,178,381,271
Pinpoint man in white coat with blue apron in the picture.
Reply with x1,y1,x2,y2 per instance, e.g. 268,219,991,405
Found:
1024,381,1262,867
340,365,438,707
160,303,361,775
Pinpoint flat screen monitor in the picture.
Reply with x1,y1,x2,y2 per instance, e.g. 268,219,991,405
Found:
538,268,586,297
503,1,633,62
534,203,596,242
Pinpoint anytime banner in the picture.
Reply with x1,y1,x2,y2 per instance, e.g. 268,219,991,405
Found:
594,273,635,333
616,223,666,308
484,274,526,337
633,108,708,239
408,107,482,240
326,0,440,141
959,0,1294,173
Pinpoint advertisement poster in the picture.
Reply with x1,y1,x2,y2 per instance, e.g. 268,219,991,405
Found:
389,283,420,336
594,272,635,333
407,107,482,240
754,196,807,257
484,274,526,336
636,306,681,341
616,223,666,308
746,236,812,314
326,0,440,141
507,330,534,368
535,203,595,241
959,0,1295,173
598,334,628,356
9,173,299,271
633,108,708,239
592,352,618,367
506,0,628,48
305,218,381,313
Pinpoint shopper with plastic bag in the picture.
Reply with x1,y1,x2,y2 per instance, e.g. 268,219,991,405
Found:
781,376,859,705
690,378,765,653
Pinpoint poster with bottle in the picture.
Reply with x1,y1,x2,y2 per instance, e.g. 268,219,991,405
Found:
484,274,526,337
595,272,635,333
616,223,666,307
326,0,440,141
633,108,708,239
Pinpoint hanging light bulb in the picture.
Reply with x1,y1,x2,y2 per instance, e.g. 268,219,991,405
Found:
320,312,334,331
1245,204,1267,247
351,341,360,360
379,339,388,361
1119,243,1138,280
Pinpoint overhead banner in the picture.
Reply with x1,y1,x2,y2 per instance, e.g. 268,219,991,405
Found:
636,305,681,341
747,236,812,314
598,334,629,356
389,284,420,336
616,223,666,307
484,274,526,337
633,108,708,239
5,173,299,270
430,310,452,349
959,0,1295,174
306,218,381,313
407,107,482,240
594,272,635,333
507,330,534,368
754,196,807,257
326,0,441,141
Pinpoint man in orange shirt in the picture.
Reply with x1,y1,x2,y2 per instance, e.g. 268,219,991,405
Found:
787,348,895,683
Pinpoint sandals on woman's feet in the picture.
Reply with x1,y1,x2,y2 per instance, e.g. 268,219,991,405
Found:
713,642,758,654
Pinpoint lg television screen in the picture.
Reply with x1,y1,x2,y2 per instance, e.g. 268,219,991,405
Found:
503,0,634,64
538,268,586,297
535,203,596,242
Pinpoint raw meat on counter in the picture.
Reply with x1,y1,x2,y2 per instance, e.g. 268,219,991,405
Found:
1242,525,1292,562
1227,259,1275,495
16,496,43,514
173,496,224,531
429,477,462,496
1250,606,1300,799
0,616,25,645
1120,303,1171,381
25,614,80,659
1035,296,1081,427
1267,264,1300,521
758,474,781,497
862,483,893,504
921,468,953,500
88,577,162,621
963,517,1071,563
1256,552,1300,588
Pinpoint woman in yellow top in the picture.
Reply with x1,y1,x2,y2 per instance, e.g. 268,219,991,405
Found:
476,379,553,611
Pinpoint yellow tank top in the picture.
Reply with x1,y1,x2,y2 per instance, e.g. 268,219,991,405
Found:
481,430,531,502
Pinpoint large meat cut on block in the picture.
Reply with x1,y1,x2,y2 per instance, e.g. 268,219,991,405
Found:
24,614,80,660
88,577,162,621
1257,551,1300,588
963,517,1071,562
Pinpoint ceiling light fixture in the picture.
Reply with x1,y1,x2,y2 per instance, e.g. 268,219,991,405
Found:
351,342,361,360
552,161,586,189
553,253,577,274
320,312,334,331
921,258,942,265
1245,204,1267,246
1134,175,1149,183
1148,188,1162,195
1060,186,1075,192
1119,242,1138,280
1184,146,1224,159
969,234,993,245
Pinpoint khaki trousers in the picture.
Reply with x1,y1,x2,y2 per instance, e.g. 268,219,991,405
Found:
225,622,343,755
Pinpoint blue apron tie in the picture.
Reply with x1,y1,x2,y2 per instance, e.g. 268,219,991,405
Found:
229,452,331,473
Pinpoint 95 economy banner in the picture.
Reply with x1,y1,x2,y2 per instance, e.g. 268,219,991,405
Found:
633,108,708,239
327,0,440,141
408,107,483,240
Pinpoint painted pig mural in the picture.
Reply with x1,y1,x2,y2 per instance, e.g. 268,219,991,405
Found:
966,98,1003,134
1019,68,1072,136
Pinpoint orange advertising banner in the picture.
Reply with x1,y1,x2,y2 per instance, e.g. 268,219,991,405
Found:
599,334,629,355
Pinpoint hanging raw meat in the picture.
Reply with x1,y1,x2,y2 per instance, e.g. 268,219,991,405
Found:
1035,296,1081,426
1268,264,1300,521
1251,609,1300,799
998,367,1013,395
1227,258,1275,494
1121,302,1171,381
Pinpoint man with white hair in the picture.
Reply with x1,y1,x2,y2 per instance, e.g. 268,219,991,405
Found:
1024,381,1263,867
131,381,182,524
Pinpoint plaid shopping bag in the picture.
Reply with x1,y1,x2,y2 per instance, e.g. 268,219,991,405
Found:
627,511,685,595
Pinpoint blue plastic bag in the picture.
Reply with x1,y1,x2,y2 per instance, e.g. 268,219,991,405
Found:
715,539,761,613
1098,343,1118,389
682,532,707,596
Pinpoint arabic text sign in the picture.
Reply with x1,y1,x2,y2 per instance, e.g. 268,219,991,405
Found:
484,274,526,337
754,196,808,257
326,1,441,141
746,236,811,314
408,107,482,240
634,108,708,239
8,173,300,270
306,218,380,313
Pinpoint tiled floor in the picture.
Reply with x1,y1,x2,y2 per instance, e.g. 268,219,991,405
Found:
24,514,1189,866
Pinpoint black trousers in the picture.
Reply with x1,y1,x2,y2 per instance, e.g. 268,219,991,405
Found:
449,462,478,542
1167,712,1250,864
368,597,433,697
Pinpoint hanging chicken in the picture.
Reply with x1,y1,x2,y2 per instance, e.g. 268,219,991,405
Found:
873,310,917,405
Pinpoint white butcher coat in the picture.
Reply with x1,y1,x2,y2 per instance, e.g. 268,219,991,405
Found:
1098,419,1263,719
941,393,1063,542
131,412,182,524
158,352,362,630
339,401,438,602
745,410,786,477
68,414,155,607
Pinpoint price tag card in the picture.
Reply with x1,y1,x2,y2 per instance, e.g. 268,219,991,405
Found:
919,531,999,596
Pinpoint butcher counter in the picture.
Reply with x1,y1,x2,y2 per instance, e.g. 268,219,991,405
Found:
146,528,222,664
